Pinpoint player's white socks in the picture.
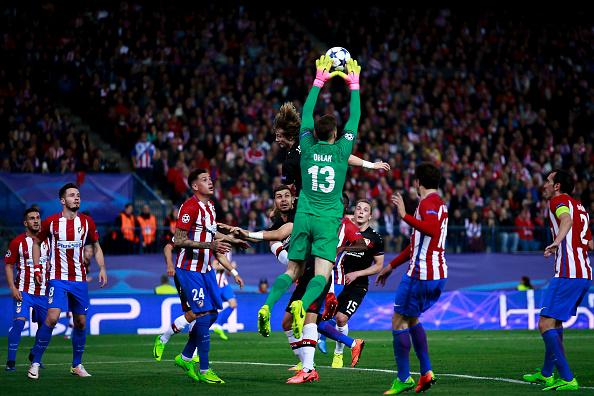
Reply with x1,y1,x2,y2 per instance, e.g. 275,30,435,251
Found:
285,330,303,362
160,315,191,343
301,324,318,371
335,324,350,354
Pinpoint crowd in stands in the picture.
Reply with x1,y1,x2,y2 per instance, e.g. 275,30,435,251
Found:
1,4,593,254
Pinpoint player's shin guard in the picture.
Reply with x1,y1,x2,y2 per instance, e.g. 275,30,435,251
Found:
32,324,54,364
7,319,25,362
301,324,318,371
335,324,350,354
71,328,86,367
542,327,564,376
409,323,431,375
194,315,212,372
393,329,411,382
542,329,573,381
264,274,293,308
300,275,327,310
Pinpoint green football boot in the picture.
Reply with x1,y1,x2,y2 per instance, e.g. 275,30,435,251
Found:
197,368,225,384
383,377,415,395
258,305,271,337
521,368,554,386
174,354,199,382
290,300,305,339
153,335,165,361
542,377,578,391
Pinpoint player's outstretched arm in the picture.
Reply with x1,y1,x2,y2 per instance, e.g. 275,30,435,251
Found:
236,222,294,242
300,55,334,136
348,154,390,171
215,253,243,289
174,228,231,253
92,241,108,287
216,231,251,250
163,243,175,276
335,58,361,135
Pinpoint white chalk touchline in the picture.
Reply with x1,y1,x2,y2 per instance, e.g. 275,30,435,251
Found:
13,359,594,390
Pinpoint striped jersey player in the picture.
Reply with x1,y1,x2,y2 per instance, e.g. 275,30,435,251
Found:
376,163,447,394
520,169,592,391
171,168,245,384
28,183,107,380
4,207,49,371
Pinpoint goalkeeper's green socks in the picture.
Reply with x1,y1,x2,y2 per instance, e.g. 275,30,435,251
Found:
300,275,327,309
264,274,293,307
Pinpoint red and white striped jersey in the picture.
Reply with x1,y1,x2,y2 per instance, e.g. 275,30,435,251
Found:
548,194,592,279
38,213,99,282
335,216,363,285
175,196,217,273
4,233,49,295
406,193,448,280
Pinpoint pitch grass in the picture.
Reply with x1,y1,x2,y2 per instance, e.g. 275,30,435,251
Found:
1,330,593,395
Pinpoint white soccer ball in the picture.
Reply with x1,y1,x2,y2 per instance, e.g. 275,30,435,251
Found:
325,47,351,72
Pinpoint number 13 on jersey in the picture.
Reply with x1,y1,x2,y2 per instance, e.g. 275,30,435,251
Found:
308,165,335,193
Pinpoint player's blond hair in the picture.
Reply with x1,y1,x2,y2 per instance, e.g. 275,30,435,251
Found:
273,102,300,142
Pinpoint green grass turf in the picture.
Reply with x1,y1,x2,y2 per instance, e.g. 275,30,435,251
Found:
1,330,593,395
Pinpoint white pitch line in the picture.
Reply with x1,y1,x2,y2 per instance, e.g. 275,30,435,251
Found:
14,359,594,390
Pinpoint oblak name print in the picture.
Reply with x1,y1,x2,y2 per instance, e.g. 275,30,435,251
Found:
313,153,332,162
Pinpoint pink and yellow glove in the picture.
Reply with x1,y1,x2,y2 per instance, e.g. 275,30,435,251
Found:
334,58,361,90
313,55,335,88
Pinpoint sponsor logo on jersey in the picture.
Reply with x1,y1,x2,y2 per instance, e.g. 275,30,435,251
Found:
57,240,84,249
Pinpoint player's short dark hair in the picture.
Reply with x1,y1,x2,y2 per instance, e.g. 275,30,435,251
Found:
415,163,441,189
273,102,301,142
59,183,79,199
355,199,372,209
187,169,208,188
273,184,293,196
23,207,40,219
315,114,337,142
549,169,574,194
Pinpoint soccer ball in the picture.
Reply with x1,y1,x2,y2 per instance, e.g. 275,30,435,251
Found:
325,47,351,72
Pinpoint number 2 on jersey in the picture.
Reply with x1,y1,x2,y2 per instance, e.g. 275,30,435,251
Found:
308,165,335,193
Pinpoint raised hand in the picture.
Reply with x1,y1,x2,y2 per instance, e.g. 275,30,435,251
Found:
332,58,361,90
313,55,335,87
391,193,407,218
374,161,391,171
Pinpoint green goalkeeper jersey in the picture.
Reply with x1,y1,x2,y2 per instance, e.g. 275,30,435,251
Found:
296,85,360,218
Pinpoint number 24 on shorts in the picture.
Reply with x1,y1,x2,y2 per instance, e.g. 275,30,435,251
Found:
192,288,204,301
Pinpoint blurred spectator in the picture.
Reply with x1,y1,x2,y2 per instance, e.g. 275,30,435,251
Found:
448,208,466,253
114,203,138,254
465,211,483,252
154,275,177,295
498,208,519,253
515,206,538,252
258,278,269,293
517,276,534,291
163,208,178,244
137,204,157,253
132,132,156,184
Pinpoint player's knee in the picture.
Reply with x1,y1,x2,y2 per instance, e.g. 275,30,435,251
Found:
538,318,555,334
185,310,197,322
228,299,237,309
391,313,407,330
74,317,86,329
45,315,59,327
335,313,348,327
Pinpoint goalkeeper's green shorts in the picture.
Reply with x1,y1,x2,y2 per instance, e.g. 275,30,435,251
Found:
287,212,341,263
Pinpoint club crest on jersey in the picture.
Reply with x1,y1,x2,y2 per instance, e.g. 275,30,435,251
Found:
181,214,191,223
197,300,204,308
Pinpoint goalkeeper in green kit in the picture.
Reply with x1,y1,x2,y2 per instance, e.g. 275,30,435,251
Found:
258,54,361,342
